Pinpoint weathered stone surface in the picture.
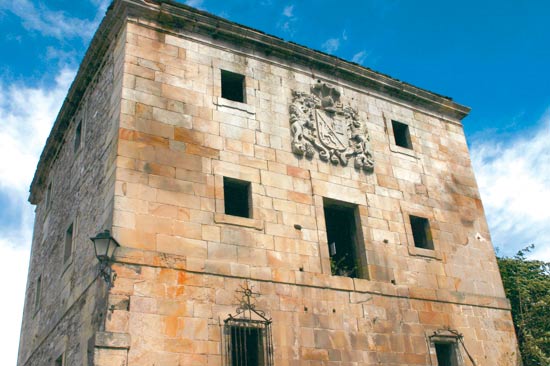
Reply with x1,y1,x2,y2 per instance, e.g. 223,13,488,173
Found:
19,1,518,365
18,27,124,365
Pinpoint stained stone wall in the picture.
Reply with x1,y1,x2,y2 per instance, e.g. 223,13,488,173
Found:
105,248,518,365
19,1,519,365
17,25,125,366
114,21,506,297
106,10,517,366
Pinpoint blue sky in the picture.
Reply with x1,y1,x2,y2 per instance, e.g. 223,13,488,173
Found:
1,0,549,363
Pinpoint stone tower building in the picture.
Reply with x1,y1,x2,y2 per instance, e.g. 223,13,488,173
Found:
18,0,519,365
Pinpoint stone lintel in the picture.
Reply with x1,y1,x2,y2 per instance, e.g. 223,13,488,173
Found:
94,331,131,349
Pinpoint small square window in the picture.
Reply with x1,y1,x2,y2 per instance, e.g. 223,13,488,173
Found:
74,120,82,153
55,353,65,366
435,342,460,366
64,223,74,264
221,70,245,103
410,215,434,250
224,177,251,218
392,120,412,149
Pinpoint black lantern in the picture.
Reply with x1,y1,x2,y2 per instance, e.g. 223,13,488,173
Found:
90,229,120,285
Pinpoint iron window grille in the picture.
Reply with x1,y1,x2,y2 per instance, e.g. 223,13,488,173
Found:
223,284,273,366
428,329,476,366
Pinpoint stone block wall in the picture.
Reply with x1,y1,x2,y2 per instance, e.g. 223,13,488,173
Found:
114,19,504,299
104,11,518,366
104,247,518,365
19,1,519,365
17,25,126,366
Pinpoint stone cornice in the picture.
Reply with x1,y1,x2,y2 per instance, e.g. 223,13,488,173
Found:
154,0,470,120
141,0,471,120
29,0,471,203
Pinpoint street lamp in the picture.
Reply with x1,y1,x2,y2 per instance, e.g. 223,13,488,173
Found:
90,229,120,285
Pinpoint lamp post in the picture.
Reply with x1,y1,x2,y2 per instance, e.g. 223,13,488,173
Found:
90,229,120,285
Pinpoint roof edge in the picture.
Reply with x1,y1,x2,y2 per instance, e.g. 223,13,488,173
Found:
28,1,127,204
29,0,471,203
150,0,471,119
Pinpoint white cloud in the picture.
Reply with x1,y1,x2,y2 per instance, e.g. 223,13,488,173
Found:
185,0,205,9
321,38,340,54
278,20,291,34
277,4,298,36
471,111,550,261
89,0,111,11
0,68,74,364
283,4,294,17
0,0,106,40
0,243,30,366
351,50,368,64
46,46,79,67
0,68,75,193
0,1,103,363
321,31,349,55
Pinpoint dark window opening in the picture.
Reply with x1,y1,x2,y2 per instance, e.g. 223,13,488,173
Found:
55,353,64,366
229,325,265,366
392,120,412,149
34,276,41,313
74,120,82,152
410,215,434,250
224,177,251,218
64,223,74,263
45,183,52,211
435,342,459,366
221,70,245,103
324,199,362,278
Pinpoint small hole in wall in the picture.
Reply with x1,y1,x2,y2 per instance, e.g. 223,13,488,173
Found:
294,224,302,230
332,309,336,313
299,267,304,272
304,306,308,312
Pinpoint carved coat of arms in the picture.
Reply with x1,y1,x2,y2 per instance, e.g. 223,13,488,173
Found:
289,82,374,172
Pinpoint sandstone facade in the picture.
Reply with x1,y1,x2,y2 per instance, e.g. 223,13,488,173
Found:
19,1,519,365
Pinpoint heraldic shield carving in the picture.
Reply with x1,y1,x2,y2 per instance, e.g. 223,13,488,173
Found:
289,81,374,172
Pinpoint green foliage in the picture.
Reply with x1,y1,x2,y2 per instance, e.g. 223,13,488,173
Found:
329,255,358,277
497,245,550,366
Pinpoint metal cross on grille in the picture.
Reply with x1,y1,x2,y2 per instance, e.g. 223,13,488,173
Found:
223,282,273,366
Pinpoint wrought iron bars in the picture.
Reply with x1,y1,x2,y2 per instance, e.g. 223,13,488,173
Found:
223,283,273,366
